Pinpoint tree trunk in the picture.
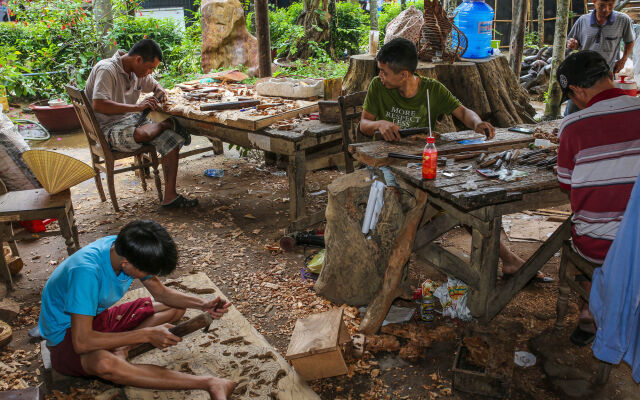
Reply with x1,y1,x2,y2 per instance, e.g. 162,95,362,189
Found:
292,0,330,59
537,0,544,45
544,0,570,119
254,0,272,77
509,0,527,77
443,0,457,15
370,0,378,31
94,0,114,59
329,0,337,58
400,0,406,11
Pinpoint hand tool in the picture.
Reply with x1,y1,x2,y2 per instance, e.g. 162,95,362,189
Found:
135,88,163,127
127,312,215,359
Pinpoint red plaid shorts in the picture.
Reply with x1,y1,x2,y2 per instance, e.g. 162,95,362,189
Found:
49,297,155,376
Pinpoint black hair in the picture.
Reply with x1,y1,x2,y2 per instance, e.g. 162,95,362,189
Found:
128,39,163,63
114,220,177,276
376,38,418,74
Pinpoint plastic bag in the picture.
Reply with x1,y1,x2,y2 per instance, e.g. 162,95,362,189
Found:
433,277,472,321
384,6,424,45
306,249,325,274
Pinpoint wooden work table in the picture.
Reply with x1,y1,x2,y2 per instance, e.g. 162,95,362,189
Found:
159,98,342,231
350,122,569,323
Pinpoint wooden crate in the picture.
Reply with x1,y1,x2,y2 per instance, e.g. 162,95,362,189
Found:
318,100,340,124
452,336,514,399
285,309,351,381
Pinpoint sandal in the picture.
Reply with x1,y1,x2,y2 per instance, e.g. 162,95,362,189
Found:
172,118,191,146
570,325,596,346
162,195,198,209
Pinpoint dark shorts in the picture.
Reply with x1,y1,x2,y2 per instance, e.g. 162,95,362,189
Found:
49,297,155,377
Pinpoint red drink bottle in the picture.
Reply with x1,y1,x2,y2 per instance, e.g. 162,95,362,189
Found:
422,137,437,180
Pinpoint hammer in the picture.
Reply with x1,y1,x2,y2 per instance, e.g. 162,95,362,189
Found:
127,310,218,359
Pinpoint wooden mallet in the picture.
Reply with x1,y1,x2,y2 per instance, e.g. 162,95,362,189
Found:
127,311,215,359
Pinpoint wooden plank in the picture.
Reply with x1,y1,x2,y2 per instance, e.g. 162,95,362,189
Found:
286,309,344,358
0,189,70,216
121,273,319,400
486,218,571,321
413,213,460,250
414,244,480,290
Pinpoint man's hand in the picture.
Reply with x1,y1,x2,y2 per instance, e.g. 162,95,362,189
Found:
376,120,402,142
146,323,182,349
613,58,627,74
137,95,161,112
200,296,232,319
567,38,580,50
474,121,495,139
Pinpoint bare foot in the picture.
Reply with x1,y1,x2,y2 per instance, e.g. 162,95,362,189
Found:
501,253,525,275
207,377,235,400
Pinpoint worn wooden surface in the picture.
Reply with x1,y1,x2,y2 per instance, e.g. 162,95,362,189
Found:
286,309,345,358
349,129,527,167
121,273,318,400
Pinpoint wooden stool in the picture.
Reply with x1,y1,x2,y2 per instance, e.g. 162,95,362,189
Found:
285,308,351,380
0,189,80,290
555,240,611,385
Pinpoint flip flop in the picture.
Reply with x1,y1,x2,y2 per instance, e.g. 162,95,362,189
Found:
570,325,596,346
162,194,198,209
172,118,191,146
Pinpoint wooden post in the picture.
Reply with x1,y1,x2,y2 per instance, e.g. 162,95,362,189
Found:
544,0,570,119
359,189,428,335
537,0,544,45
254,0,272,77
509,0,527,77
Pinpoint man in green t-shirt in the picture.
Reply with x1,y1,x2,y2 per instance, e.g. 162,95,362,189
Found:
360,38,551,282
360,38,495,141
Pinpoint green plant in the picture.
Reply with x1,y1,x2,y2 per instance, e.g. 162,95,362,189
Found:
524,32,539,50
331,1,369,56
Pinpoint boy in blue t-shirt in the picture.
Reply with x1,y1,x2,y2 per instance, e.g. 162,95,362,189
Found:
38,220,235,399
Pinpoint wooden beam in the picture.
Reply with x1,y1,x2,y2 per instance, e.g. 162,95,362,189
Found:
509,0,528,77
254,0,272,77
414,243,480,290
412,213,460,251
467,212,501,321
486,217,571,321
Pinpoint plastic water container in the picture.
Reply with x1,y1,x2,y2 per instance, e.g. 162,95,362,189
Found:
454,0,495,59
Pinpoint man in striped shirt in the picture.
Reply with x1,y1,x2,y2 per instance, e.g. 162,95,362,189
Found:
557,50,640,345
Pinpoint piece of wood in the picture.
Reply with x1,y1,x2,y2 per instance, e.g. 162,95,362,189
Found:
123,273,319,400
0,298,19,323
342,54,378,94
510,0,528,77
0,386,43,400
318,100,340,123
254,0,272,77
200,99,260,111
415,244,480,290
544,0,571,118
287,151,307,223
285,309,349,381
359,188,428,335
128,312,214,359
537,0,544,45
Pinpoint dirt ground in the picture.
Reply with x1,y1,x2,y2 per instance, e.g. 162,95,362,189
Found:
1,108,638,399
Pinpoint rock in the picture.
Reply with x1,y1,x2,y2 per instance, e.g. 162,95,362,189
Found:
315,169,410,305
524,68,550,90
0,298,19,323
523,48,537,56
542,46,553,59
201,0,258,74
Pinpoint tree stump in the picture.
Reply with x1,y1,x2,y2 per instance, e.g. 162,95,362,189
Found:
342,54,536,128
315,169,413,306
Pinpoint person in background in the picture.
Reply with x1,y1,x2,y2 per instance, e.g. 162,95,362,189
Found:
556,50,640,345
564,0,635,115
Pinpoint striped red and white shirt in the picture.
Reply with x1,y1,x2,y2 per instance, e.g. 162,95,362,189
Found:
557,88,640,263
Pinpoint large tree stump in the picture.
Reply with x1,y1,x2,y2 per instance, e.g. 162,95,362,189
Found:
315,169,413,306
342,54,536,128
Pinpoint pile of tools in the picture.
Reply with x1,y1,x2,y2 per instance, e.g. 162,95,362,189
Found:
516,148,557,169
476,150,521,171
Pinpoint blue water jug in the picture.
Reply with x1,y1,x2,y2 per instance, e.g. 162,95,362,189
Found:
454,0,495,59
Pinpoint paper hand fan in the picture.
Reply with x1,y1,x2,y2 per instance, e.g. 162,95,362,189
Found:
22,150,95,194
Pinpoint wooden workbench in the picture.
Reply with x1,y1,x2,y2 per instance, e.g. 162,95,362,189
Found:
159,103,343,231
350,122,569,323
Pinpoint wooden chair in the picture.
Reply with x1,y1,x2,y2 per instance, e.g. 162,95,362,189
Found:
0,188,80,290
338,91,368,173
66,85,163,212
555,239,611,384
